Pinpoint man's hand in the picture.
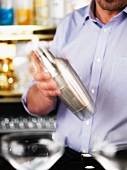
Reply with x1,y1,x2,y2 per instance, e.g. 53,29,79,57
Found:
26,51,61,115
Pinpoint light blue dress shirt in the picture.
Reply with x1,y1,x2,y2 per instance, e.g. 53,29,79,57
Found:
22,0,127,153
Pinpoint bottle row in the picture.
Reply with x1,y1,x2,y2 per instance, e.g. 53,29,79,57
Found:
0,0,90,26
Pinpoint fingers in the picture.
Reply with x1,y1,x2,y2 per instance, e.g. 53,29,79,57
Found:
36,76,61,97
34,71,58,90
29,51,61,98
35,75,57,90
29,63,37,75
33,69,61,97
42,89,61,97
36,80,61,97
34,71,51,81
30,51,44,73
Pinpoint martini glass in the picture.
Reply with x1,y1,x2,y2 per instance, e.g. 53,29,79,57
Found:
1,131,64,170
91,132,127,170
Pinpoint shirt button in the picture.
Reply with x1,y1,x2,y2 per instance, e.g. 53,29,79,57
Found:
97,58,101,63
104,28,108,33
86,120,89,125
91,89,95,94
82,150,87,153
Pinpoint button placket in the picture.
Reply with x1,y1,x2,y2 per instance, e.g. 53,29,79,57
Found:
81,118,93,153
104,28,108,33
89,26,111,102
97,58,101,63
91,89,95,94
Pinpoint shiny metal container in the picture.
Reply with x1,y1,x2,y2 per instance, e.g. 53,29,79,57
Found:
35,48,95,120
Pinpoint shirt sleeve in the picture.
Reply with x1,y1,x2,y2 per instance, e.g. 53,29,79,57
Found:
21,79,59,116
21,18,68,116
21,80,38,116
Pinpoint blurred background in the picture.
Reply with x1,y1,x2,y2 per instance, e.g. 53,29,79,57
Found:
0,0,90,95
0,1,90,169
0,0,91,137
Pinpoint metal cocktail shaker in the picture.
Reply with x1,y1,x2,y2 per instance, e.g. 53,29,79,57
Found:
34,48,94,120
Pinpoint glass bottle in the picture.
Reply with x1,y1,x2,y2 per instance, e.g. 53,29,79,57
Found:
0,0,14,25
14,0,33,25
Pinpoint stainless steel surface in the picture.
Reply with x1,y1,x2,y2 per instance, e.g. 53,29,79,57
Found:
35,48,95,120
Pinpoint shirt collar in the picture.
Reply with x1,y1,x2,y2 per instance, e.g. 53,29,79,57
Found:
83,0,96,24
83,0,127,25
123,6,127,14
